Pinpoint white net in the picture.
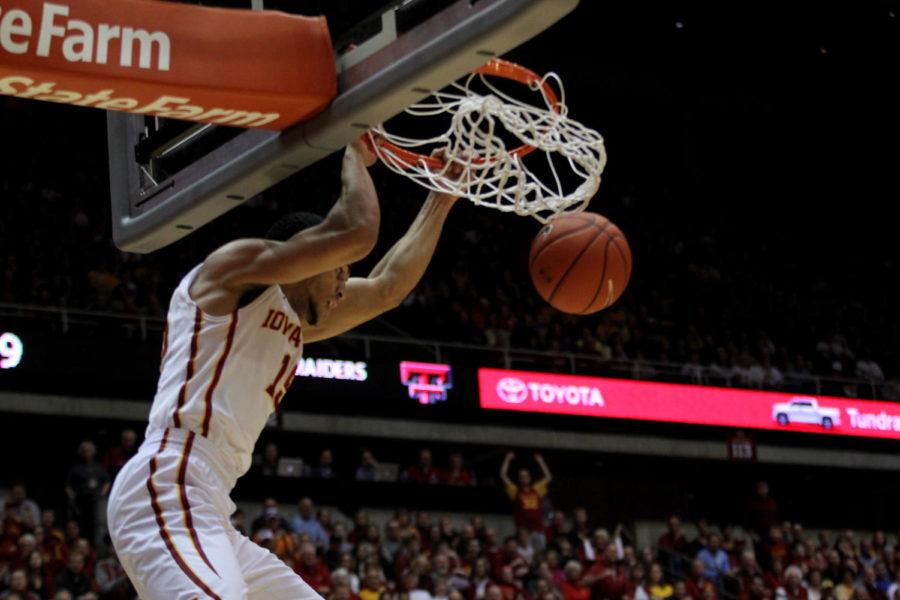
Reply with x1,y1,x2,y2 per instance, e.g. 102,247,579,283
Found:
370,60,607,223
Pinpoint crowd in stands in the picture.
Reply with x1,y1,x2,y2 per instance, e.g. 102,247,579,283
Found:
2,429,899,600
1,98,898,399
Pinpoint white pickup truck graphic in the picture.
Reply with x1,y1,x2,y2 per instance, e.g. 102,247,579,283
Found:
772,397,841,429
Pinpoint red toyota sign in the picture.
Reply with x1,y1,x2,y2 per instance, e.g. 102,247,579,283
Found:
478,368,900,439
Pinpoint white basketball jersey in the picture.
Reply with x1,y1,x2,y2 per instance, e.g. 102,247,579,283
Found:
147,264,304,482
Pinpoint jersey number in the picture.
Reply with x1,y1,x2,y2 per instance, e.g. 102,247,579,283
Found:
265,353,296,409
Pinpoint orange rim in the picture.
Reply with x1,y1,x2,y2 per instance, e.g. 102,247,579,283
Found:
373,58,561,170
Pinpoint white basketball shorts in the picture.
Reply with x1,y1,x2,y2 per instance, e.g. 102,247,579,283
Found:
107,427,321,600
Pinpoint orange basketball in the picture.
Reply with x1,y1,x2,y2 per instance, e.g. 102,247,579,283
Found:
529,212,632,314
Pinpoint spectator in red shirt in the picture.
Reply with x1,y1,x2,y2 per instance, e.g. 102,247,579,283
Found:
735,551,764,596
500,452,552,540
443,453,475,486
588,545,629,600
658,516,688,577
496,565,523,600
561,561,591,600
686,558,717,600
763,557,784,592
1,519,21,571
296,541,333,596
402,449,442,484
747,482,779,538
782,566,808,600
101,430,137,483
546,512,570,548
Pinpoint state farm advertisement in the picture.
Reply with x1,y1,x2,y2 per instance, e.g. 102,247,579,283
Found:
0,0,336,128
478,368,900,440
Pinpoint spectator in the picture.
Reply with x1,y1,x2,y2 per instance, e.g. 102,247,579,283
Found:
470,557,493,600
0,484,40,533
331,553,361,593
648,563,674,600
862,567,887,600
92,544,133,600
697,534,731,584
295,542,332,596
658,516,688,576
307,449,337,479
289,498,329,549
500,452,552,547
64,441,110,545
355,450,379,482
54,551,95,599
631,564,650,600
251,499,290,535
101,430,137,482
686,558,717,600
671,580,692,600
25,550,50,599
834,569,855,600
680,353,706,385
855,352,885,385
560,561,590,600
359,566,385,600
808,571,825,600
781,566,807,600
1,569,39,600
381,520,404,565
443,453,475,486
254,442,281,477
402,571,432,600
402,450,442,484
747,482,779,538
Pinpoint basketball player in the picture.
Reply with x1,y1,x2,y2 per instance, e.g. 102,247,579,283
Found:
107,136,461,600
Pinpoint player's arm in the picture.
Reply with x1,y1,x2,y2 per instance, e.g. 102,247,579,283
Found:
302,182,459,343
192,138,379,311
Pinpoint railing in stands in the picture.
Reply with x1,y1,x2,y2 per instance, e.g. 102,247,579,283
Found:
0,302,888,400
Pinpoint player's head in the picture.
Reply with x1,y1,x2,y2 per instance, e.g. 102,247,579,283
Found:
266,212,350,326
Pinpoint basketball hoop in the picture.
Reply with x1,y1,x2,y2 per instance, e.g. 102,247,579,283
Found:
369,59,607,223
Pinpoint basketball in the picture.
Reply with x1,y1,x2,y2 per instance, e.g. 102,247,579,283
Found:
529,212,632,314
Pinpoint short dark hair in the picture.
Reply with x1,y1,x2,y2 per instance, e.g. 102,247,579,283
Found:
265,211,324,242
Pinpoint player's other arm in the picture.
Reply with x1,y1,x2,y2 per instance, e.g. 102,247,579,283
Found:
197,138,379,296
302,178,460,343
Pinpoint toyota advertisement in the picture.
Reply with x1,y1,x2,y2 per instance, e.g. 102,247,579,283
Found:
479,368,900,440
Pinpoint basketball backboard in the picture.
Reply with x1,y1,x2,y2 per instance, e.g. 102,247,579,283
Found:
107,0,581,253
108,0,578,252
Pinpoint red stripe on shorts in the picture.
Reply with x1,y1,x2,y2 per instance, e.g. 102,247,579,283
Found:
146,429,222,600
177,431,220,576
